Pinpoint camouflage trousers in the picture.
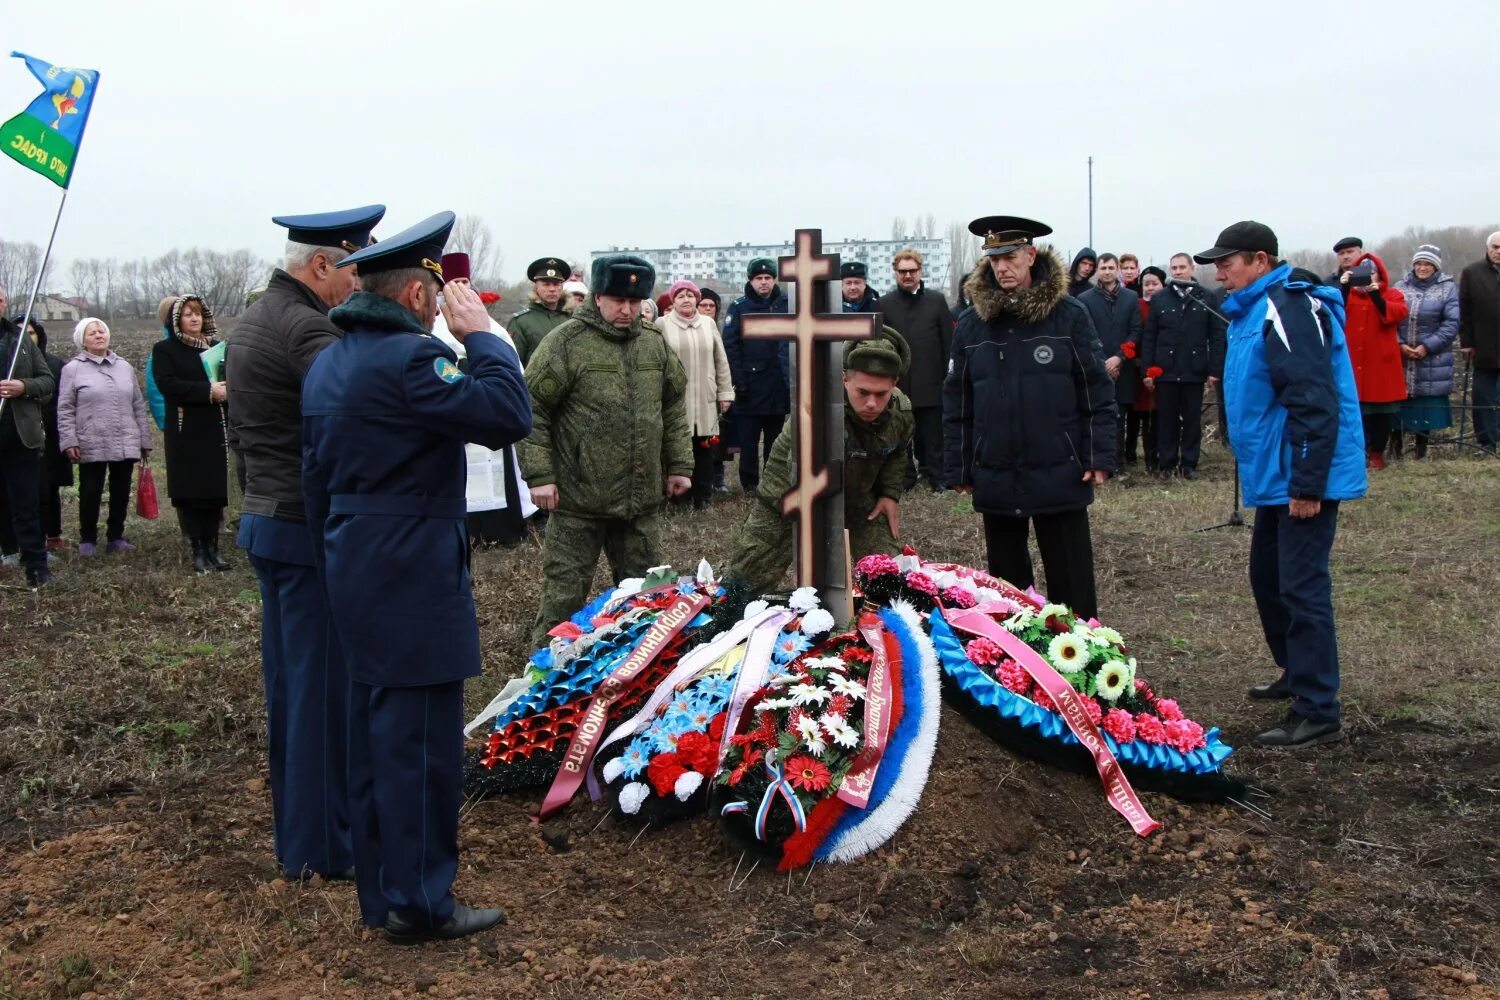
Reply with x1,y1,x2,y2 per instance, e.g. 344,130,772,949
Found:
528,510,662,649
726,499,900,596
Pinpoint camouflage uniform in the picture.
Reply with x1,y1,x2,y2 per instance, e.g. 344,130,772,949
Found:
728,391,914,594
520,300,694,646
507,301,571,368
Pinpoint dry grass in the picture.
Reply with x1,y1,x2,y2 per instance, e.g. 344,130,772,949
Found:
2,334,1497,998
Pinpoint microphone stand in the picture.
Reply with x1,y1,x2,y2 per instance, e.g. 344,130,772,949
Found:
1174,285,1246,532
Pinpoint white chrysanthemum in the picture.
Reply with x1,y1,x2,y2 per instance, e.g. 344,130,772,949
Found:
802,655,846,672
601,757,626,784
1095,660,1133,702
1047,633,1088,675
789,683,831,706
756,696,796,711
674,771,704,801
743,599,770,621
789,587,820,611
1088,625,1124,648
618,782,650,814
828,674,867,700
800,608,836,636
1003,608,1036,630
822,714,860,748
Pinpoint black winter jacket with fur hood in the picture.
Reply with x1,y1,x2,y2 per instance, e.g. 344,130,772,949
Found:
942,249,1118,516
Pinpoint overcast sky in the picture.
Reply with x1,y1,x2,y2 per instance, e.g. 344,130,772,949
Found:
5,0,1495,281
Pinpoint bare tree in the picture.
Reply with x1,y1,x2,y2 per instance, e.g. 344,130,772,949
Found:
946,221,980,300
0,239,51,305
450,214,502,286
916,213,938,240
891,217,907,242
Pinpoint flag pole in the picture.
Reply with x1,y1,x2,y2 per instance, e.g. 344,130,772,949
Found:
0,185,68,418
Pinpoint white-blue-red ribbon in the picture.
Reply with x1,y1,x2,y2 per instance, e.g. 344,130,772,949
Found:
721,752,807,842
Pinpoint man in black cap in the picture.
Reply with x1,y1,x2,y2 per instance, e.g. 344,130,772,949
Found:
945,216,1117,619
228,203,384,885
722,258,791,492
840,260,880,313
726,328,914,593
520,254,694,647
878,248,954,492
509,256,572,366
1327,237,1363,286
1195,220,1365,749
303,211,532,941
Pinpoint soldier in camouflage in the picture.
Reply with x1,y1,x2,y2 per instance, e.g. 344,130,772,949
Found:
508,257,572,366
726,327,915,595
521,254,694,647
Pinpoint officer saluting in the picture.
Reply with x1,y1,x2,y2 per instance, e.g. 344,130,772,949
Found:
302,211,531,943
228,203,383,884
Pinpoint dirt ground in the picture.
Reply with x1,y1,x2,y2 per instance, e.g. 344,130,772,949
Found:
2,328,1497,999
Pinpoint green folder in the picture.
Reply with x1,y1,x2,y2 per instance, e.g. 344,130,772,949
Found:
200,340,226,383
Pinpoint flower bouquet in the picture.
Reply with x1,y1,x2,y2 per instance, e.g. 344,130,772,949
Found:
591,588,838,826
714,597,939,871
463,563,732,808
853,552,1242,829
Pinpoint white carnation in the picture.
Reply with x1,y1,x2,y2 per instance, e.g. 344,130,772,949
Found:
601,757,626,784
789,587,820,611
674,771,704,801
800,608,836,636
618,782,650,814
743,599,770,621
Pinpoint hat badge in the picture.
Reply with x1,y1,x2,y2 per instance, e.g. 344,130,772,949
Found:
545,268,557,278
629,274,638,284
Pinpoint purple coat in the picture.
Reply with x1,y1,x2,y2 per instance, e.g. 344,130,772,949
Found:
1394,270,1459,398
57,351,153,463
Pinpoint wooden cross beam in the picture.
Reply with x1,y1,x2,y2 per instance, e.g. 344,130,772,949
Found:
742,229,878,596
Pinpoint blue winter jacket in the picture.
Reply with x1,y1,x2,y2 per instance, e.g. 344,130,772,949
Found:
1221,263,1367,508
1393,270,1459,398
721,282,791,416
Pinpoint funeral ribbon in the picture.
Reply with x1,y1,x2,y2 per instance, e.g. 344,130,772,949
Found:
715,611,798,766
586,607,789,801
536,590,708,820
836,609,898,809
721,751,807,841
944,605,1161,837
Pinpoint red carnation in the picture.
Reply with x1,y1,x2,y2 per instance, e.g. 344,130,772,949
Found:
708,711,727,743
1102,708,1136,742
676,731,717,774
965,636,1004,666
478,290,502,305
1135,713,1168,744
786,754,832,793
1080,696,1103,727
1031,682,1058,713
1121,341,1138,360
1146,365,1164,380
996,659,1031,696
646,752,687,797
1154,698,1184,722
1165,718,1206,752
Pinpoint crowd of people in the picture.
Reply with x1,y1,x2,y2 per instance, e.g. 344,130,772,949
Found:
1,210,1498,942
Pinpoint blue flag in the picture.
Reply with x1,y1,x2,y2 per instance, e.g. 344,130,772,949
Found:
2,51,100,188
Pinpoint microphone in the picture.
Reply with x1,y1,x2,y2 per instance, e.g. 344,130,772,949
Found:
1166,278,1200,289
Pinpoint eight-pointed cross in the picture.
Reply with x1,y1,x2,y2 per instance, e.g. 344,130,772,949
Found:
741,229,878,588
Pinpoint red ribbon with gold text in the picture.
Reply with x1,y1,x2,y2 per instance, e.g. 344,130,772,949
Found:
945,604,1161,837
536,591,708,820
836,609,898,809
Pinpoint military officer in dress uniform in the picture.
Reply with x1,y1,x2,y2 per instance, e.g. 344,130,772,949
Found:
508,256,572,366
227,203,384,882
726,328,914,594
302,211,531,943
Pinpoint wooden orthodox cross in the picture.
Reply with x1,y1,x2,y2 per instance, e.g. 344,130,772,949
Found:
741,229,879,619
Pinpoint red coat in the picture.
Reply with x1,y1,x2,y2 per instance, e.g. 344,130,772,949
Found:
1342,252,1409,403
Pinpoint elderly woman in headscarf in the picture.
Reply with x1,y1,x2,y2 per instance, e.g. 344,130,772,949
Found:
150,294,231,572
654,279,734,509
56,316,153,555
1391,244,1459,459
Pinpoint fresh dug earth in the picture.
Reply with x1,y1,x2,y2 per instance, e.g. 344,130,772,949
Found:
3,332,1497,998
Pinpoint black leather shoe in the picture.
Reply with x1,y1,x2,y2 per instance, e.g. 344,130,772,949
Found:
386,903,505,944
287,866,355,883
1253,712,1343,749
1181,467,1198,480
1248,676,1291,700
207,541,233,571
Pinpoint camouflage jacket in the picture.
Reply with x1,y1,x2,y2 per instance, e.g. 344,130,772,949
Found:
756,391,914,517
508,301,571,367
520,302,693,519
